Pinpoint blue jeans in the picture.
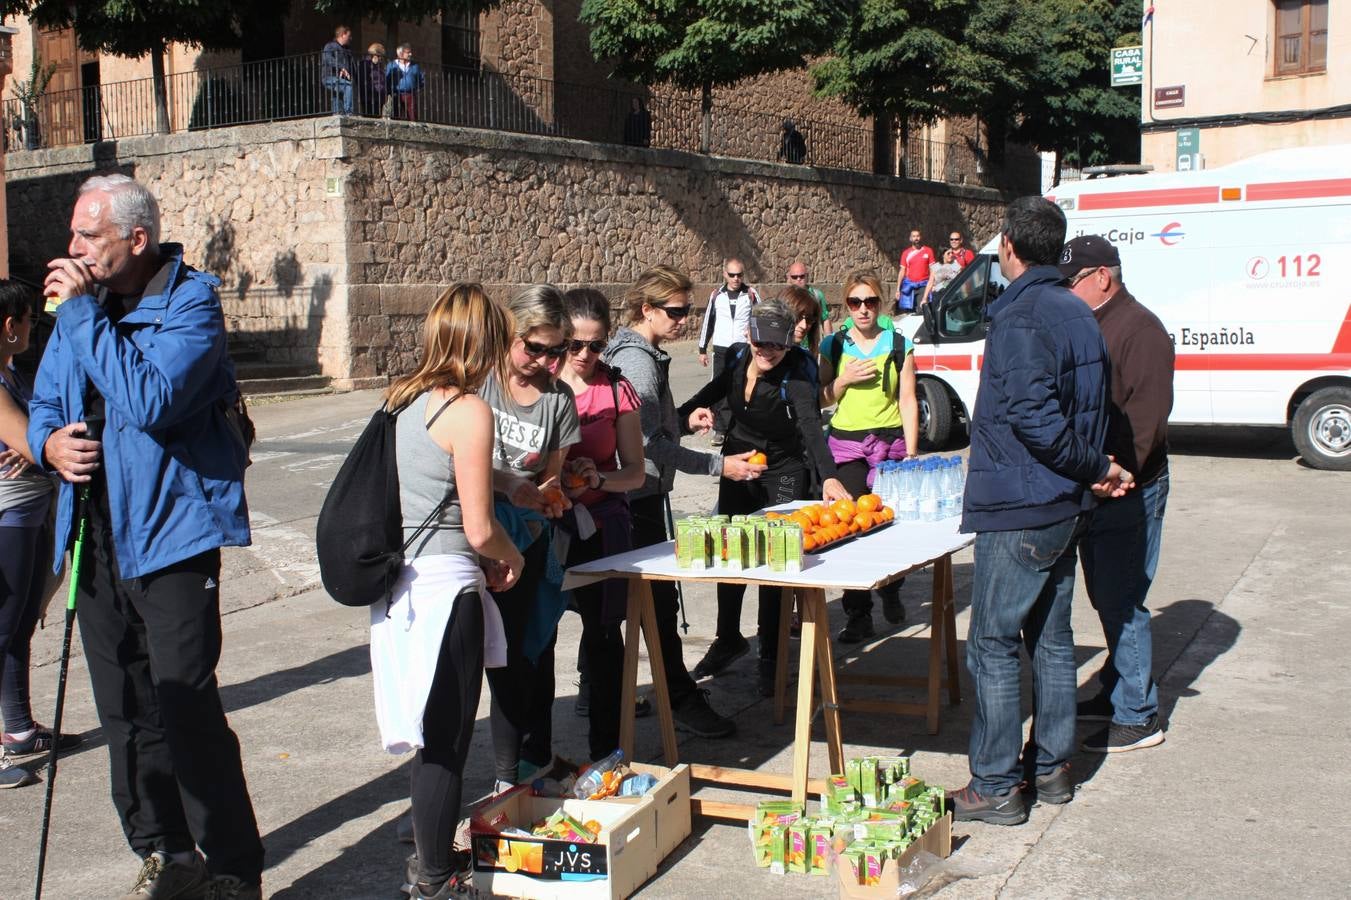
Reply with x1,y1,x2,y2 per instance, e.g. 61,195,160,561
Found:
967,515,1084,796
1080,471,1169,724
324,76,353,115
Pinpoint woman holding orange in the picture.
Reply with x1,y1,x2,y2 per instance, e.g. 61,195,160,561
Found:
679,300,848,695
818,270,920,643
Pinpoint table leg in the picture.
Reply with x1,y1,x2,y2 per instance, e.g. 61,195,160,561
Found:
791,587,821,806
926,559,946,735
619,582,642,760
636,579,679,765
940,554,962,705
809,588,844,774
774,590,794,725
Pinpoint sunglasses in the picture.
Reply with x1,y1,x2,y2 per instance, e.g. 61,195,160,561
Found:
787,273,808,280
656,304,691,319
568,339,608,354
846,295,881,310
751,341,788,352
725,271,744,279
949,238,963,242
521,338,569,359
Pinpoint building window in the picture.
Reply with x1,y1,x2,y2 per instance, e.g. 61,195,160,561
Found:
442,6,481,70
1273,0,1327,75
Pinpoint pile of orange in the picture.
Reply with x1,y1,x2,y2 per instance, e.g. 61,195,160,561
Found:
765,494,894,552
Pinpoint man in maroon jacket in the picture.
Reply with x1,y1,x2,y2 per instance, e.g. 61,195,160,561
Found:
1060,234,1174,754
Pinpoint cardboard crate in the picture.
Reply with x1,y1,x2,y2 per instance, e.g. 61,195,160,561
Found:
834,813,952,898
604,763,692,861
470,788,659,900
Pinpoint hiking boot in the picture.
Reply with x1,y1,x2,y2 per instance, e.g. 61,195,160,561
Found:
1076,694,1115,722
1083,715,1165,753
672,689,736,738
119,851,208,900
756,659,776,698
837,612,875,644
1033,763,1074,805
404,850,473,898
199,875,262,900
692,635,750,679
881,593,906,626
2,724,83,758
0,752,38,789
947,783,1028,826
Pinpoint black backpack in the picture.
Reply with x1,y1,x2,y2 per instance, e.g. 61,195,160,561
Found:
315,397,454,608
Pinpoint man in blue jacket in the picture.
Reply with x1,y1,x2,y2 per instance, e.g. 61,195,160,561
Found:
949,197,1133,826
32,175,262,898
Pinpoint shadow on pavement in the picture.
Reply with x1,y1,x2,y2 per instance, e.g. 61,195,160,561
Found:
1168,425,1296,462
221,644,370,714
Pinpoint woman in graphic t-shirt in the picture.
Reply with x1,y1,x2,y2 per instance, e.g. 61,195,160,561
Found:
554,288,647,762
818,271,920,644
479,285,582,789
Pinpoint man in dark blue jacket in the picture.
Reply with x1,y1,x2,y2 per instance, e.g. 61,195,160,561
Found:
950,197,1132,826
33,175,262,898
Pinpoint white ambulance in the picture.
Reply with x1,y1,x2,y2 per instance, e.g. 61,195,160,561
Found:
910,144,1351,470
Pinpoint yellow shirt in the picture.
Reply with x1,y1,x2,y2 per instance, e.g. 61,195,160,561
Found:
823,327,908,432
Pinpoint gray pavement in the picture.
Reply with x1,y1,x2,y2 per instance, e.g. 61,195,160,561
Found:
3,345,1349,898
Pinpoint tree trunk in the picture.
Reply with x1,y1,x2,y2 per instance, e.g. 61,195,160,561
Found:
1052,147,1063,188
150,48,169,134
700,82,711,154
899,117,909,179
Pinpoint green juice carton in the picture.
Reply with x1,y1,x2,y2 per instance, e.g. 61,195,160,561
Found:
752,519,771,567
722,523,748,571
768,823,789,875
845,758,864,798
894,776,926,801
781,522,803,573
821,774,854,813
675,521,704,570
766,521,786,572
808,817,834,874
860,845,888,886
859,757,880,807
786,821,810,873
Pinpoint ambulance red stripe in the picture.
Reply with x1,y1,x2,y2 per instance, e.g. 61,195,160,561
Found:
1245,178,1351,202
1175,353,1351,372
1076,186,1219,210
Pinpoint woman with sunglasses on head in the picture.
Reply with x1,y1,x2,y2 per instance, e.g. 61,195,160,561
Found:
679,299,850,694
600,266,743,738
478,285,582,789
371,283,524,899
554,289,647,762
818,270,920,644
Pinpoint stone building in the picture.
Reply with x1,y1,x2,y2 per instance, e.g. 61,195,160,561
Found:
1141,0,1345,171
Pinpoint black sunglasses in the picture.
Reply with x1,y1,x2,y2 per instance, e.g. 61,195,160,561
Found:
846,295,881,310
568,339,608,354
787,273,808,280
725,271,744,279
751,340,788,352
521,338,569,358
657,304,691,319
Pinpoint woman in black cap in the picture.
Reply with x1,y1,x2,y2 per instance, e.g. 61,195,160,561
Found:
679,298,849,695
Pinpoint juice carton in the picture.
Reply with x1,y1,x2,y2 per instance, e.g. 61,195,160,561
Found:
841,850,864,885
675,521,705,570
821,774,854,813
845,758,863,798
808,817,834,874
894,776,926,801
753,519,771,566
765,521,785,572
781,522,803,572
885,798,914,827
876,756,910,789
722,523,748,571
786,821,811,874
851,809,906,841
860,845,888,886
768,823,789,875
859,757,880,807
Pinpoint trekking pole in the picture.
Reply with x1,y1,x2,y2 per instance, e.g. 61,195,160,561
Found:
34,486,88,900
661,493,689,634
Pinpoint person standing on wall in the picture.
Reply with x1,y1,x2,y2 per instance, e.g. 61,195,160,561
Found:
321,25,355,116
387,43,425,122
603,267,745,738
31,174,264,898
895,229,935,314
696,258,758,446
949,197,1132,827
1060,234,1173,754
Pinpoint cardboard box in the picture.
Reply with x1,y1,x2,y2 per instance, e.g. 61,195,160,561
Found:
834,813,952,899
470,788,659,899
620,763,691,861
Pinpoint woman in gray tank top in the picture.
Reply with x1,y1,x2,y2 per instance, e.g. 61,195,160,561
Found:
373,283,523,899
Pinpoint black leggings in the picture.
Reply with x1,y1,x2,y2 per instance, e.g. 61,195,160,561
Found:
411,591,484,882
0,522,47,734
485,534,555,783
835,459,901,616
566,532,624,761
714,462,809,661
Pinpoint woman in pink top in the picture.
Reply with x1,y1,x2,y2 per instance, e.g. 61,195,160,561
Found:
556,288,647,761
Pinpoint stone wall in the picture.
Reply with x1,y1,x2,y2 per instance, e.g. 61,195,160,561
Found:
5,117,1010,387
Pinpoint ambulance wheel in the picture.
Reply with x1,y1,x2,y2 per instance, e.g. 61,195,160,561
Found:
1292,386,1351,471
919,379,953,450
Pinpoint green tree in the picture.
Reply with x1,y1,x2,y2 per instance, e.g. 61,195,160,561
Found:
1010,0,1141,183
580,0,847,153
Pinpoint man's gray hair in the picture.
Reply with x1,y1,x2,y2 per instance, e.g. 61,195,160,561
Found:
79,174,161,249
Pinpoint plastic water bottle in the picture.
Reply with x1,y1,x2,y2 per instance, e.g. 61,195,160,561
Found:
573,748,625,799
919,460,941,521
898,460,920,521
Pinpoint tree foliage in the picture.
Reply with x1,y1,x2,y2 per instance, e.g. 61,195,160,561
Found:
580,0,848,150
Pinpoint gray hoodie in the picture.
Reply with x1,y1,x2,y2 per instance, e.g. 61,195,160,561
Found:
603,327,721,499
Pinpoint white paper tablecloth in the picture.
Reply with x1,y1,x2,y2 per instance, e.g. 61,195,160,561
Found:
564,510,973,592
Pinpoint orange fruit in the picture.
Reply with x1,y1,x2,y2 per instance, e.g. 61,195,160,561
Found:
832,499,857,520
819,510,839,527
857,494,882,513
854,512,874,530
849,520,861,533
802,505,823,525
748,451,768,466
765,511,782,520
790,512,814,531
881,507,894,522
803,535,817,551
